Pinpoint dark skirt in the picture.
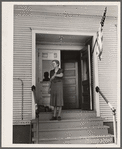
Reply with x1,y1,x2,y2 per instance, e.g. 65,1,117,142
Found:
50,81,63,107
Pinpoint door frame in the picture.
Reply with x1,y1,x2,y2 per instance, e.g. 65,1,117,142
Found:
31,28,100,119
81,45,92,110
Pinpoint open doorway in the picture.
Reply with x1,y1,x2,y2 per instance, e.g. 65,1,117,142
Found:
61,46,93,110
61,51,81,110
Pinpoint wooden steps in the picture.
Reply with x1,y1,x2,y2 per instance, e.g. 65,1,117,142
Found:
31,110,114,144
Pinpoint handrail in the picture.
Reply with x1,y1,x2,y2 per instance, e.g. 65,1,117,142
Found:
31,85,39,118
14,78,24,120
96,86,117,144
31,85,39,143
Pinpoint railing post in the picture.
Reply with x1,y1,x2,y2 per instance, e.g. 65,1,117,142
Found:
113,110,117,144
30,121,32,143
36,117,39,143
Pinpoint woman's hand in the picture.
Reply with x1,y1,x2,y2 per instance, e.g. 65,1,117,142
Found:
55,73,63,77
50,73,56,81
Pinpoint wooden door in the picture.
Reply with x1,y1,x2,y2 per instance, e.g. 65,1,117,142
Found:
62,61,79,109
81,45,92,110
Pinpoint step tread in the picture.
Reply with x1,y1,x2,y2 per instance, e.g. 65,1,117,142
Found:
39,110,96,114
31,117,103,123
32,134,114,141
32,125,109,132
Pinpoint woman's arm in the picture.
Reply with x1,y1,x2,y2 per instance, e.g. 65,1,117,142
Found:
50,72,56,81
55,73,63,77
55,69,63,77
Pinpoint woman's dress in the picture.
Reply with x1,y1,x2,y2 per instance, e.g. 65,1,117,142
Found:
50,68,63,106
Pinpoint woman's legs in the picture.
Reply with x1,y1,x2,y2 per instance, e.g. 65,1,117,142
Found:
57,106,62,117
50,106,57,120
53,106,57,117
51,106,62,120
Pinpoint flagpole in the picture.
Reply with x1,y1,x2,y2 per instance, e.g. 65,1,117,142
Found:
92,7,107,60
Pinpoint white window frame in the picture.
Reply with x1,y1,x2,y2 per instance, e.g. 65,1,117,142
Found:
32,29,100,119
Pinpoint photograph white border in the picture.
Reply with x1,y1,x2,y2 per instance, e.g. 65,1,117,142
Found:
2,1,120,147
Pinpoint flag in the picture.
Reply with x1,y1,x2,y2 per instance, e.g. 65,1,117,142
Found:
96,7,107,60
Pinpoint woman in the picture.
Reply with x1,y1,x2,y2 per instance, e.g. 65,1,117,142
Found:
49,60,63,120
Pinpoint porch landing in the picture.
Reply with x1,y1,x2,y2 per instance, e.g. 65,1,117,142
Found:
38,110,96,121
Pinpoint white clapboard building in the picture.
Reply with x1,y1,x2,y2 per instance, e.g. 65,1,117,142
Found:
12,4,119,144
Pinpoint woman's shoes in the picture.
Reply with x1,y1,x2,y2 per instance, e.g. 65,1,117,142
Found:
50,116,57,120
50,116,61,121
57,116,61,121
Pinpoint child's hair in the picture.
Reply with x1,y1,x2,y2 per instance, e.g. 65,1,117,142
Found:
44,72,49,78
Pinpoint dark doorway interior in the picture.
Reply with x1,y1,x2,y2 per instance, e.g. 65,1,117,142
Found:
61,51,81,110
